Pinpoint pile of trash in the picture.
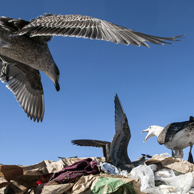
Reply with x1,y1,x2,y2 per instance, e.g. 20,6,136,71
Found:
1,153,194,194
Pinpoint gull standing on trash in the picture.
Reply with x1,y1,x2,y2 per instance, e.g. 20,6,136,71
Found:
72,94,151,170
0,14,182,122
142,116,194,162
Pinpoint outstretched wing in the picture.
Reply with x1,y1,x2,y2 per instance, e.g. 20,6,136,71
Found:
0,59,44,122
110,94,131,166
71,139,111,160
17,14,182,47
71,139,111,148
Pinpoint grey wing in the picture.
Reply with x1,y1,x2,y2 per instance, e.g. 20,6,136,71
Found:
71,139,111,160
110,94,131,166
157,121,190,144
0,60,44,122
71,139,111,148
114,93,127,133
17,14,182,47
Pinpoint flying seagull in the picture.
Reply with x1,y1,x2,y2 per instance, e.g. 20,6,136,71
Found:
72,94,151,171
142,116,194,162
0,14,182,122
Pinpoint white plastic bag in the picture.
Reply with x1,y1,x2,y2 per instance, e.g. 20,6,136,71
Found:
157,185,177,194
160,172,194,194
130,165,162,194
155,168,175,180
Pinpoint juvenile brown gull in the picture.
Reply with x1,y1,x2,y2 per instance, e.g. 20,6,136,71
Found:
72,94,151,171
0,14,182,122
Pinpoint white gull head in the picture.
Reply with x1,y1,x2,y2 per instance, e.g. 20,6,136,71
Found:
142,125,164,142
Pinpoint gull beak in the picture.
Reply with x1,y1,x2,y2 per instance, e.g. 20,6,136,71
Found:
141,129,149,133
55,81,60,91
141,128,152,142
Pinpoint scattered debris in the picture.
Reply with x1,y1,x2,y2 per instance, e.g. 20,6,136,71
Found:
1,154,194,193
1,94,194,193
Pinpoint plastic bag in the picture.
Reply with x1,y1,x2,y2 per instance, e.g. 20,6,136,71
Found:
130,165,162,194
159,172,194,194
155,168,175,180
99,162,128,177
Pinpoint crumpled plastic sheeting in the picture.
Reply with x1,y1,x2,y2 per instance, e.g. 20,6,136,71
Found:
130,162,194,194
99,162,128,177
98,160,194,194
1,155,194,194
155,168,175,180
158,172,194,194
130,165,162,194
157,185,177,194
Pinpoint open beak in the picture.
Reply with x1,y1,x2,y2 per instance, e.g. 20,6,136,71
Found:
141,129,152,142
141,129,149,133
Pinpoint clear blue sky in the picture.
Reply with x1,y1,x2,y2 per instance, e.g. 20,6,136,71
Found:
1,0,194,165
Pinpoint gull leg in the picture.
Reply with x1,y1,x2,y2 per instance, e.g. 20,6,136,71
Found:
171,150,175,157
188,143,193,163
173,150,183,159
179,150,183,159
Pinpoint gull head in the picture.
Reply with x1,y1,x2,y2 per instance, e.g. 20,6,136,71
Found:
141,125,164,142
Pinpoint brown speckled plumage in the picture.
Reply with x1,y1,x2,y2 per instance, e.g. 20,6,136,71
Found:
0,14,182,122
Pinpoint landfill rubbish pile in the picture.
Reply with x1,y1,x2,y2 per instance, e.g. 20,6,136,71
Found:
1,96,194,194
0,153,194,194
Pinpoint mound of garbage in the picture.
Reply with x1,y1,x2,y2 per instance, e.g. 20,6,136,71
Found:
0,153,194,194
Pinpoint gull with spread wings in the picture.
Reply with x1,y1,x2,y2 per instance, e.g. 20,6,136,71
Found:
72,94,151,171
0,14,182,122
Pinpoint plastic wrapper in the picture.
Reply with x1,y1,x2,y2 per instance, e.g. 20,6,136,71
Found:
159,172,194,194
130,165,162,194
99,162,128,177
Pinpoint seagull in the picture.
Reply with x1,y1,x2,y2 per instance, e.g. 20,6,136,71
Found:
72,94,151,171
111,94,132,171
142,116,194,162
0,14,182,122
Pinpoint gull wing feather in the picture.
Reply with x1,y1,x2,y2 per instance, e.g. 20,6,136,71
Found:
71,139,111,148
17,14,183,47
0,60,44,122
110,94,131,166
71,139,111,160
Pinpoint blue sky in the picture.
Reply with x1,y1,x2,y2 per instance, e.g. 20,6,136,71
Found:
1,0,194,165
